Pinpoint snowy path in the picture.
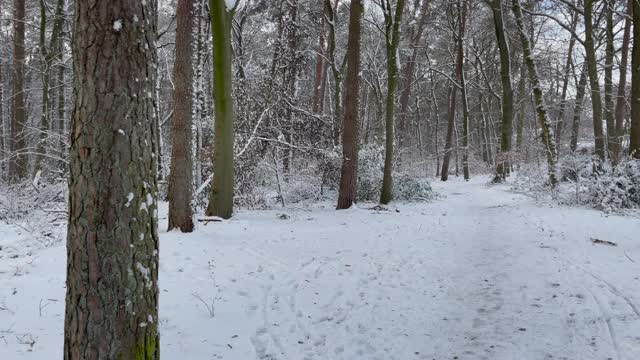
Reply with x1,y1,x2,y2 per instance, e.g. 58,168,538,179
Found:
1,177,639,359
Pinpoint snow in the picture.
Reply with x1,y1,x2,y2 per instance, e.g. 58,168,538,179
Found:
1,177,640,359
112,19,123,32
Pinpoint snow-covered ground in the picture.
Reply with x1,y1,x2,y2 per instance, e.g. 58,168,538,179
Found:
1,176,639,359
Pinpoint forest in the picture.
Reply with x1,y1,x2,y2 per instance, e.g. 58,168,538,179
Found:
0,0,639,359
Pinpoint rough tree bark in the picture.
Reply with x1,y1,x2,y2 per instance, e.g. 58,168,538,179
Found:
206,0,237,219
380,0,406,204
64,0,160,358
337,0,363,210
511,0,558,185
168,0,195,232
312,1,329,114
10,0,27,181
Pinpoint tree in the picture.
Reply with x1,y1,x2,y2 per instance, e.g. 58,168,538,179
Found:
10,0,26,181
64,0,160,358
584,0,606,162
168,0,195,232
570,64,588,153
631,0,640,158
379,0,406,204
511,0,558,185
612,0,632,164
337,0,363,209
206,0,238,219
491,0,513,182
440,1,466,182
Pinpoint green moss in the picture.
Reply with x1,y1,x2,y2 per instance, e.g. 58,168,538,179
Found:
134,333,158,360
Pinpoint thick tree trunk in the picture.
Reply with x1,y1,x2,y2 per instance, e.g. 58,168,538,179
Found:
630,0,640,158
491,0,514,182
584,0,606,162
570,64,588,152
10,0,27,181
206,0,235,219
168,0,195,232
511,0,558,186
612,0,632,163
380,0,406,204
64,1,160,358
337,0,363,210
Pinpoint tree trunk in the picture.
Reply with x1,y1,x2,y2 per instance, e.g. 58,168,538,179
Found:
312,1,329,114
516,59,526,153
604,0,615,159
10,0,27,181
206,0,235,219
584,0,606,162
64,1,160,358
570,64,588,152
168,0,195,232
511,0,558,186
380,0,406,204
459,3,470,181
630,0,640,158
337,0,363,210
491,0,514,182
612,0,632,164
441,1,467,182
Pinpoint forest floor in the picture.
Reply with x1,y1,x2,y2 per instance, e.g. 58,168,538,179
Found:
1,176,639,359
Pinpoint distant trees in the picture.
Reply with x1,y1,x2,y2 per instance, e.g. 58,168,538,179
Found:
337,0,364,209
64,0,160,358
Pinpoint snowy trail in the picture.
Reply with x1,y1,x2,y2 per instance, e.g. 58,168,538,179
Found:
1,176,639,359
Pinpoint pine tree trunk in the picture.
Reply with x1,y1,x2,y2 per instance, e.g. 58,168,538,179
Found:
206,0,235,219
511,0,558,186
337,0,363,210
10,0,27,181
168,0,195,232
64,1,160,358
380,0,406,204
